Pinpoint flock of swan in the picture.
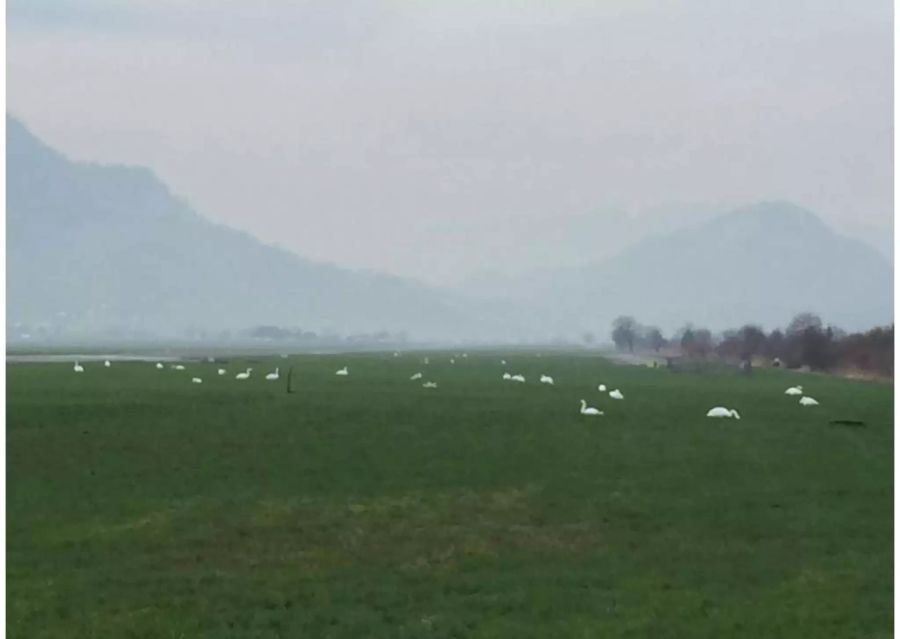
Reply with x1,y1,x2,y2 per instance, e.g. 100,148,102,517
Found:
704,385,820,420
69,357,821,418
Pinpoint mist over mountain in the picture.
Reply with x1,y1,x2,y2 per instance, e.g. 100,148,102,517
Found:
6,116,499,341
7,116,892,343
465,201,893,335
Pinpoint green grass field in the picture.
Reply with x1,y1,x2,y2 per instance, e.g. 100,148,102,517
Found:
7,352,893,638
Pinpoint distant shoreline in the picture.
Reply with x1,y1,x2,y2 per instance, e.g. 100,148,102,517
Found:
5,354,183,364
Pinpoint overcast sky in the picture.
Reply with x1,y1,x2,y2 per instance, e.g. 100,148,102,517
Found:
8,0,893,284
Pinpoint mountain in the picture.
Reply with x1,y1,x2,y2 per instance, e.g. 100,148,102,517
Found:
6,116,495,340
409,201,729,288
8,116,891,342
464,201,893,335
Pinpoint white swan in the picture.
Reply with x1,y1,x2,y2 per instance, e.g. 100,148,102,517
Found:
799,396,819,406
502,373,512,380
580,399,603,416
73,361,84,373
450,358,455,364
597,384,607,392
706,406,740,419
423,357,429,365
155,362,164,369
191,377,203,384
785,386,803,396
410,372,423,381
236,368,252,380
265,368,280,381
500,359,507,365
104,360,111,368
609,389,624,400
511,374,526,383
174,364,186,371
422,381,438,388
335,366,349,376
540,374,554,385
218,368,226,376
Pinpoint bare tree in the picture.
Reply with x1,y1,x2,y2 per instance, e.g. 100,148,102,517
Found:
738,325,767,360
787,312,823,336
837,324,893,377
693,328,714,358
644,326,666,352
715,329,741,359
611,316,638,353
784,313,834,369
766,329,785,359
680,327,696,355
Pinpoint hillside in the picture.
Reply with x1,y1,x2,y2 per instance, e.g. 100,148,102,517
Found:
7,117,892,342
7,116,491,340
467,201,893,334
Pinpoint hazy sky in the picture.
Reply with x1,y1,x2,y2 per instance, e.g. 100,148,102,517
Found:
8,0,893,284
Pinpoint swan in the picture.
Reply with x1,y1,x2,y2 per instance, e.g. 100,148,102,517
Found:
580,399,603,416
336,366,349,376
799,396,819,406
422,381,438,388
218,368,226,376
511,374,526,383
265,368,280,381
785,386,803,396
155,362,164,369
410,372,423,380
236,368,252,380
73,361,84,373
502,373,512,380
423,357,429,365
597,384,607,392
174,364,186,371
104,360,111,368
540,374,554,385
500,359,506,365
609,389,624,400
706,407,740,419
450,358,455,364
191,377,203,384
462,353,468,358
393,351,400,357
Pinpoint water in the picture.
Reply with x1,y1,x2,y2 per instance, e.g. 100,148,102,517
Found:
6,354,182,364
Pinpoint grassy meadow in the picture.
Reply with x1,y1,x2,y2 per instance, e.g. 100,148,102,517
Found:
6,351,893,638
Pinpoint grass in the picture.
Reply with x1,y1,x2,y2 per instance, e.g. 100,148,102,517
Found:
6,351,893,638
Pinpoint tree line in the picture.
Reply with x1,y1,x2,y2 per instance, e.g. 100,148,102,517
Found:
610,313,893,377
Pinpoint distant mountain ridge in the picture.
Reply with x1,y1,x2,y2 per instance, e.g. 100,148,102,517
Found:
6,116,493,340
7,115,892,341
472,200,892,334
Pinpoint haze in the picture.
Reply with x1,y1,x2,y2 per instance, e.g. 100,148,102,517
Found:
8,0,893,287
